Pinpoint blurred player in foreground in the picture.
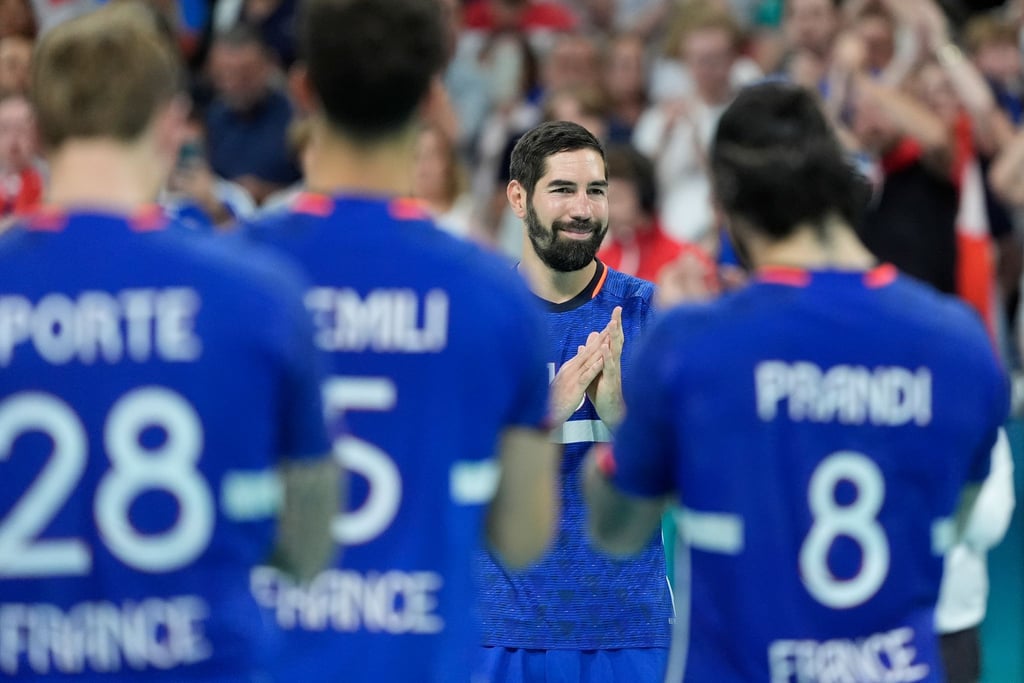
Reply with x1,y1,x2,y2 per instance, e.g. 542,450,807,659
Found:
0,4,337,681
242,0,558,681
475,120,672,682
584,81,1009,683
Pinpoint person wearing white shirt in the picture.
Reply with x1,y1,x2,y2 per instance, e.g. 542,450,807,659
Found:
936,427,1016,683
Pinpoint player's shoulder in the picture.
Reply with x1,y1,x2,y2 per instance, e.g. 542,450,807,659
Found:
244,194,531,310
598,264,655,307
239,199,312,245
883,274,995,354
154,224,311,309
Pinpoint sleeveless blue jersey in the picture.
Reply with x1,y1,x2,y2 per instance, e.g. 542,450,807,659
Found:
242,194,550,683
476,261,674,650
0,209,330,682
611,265,1009,683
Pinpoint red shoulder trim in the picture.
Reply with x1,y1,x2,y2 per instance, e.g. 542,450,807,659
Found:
388,197,430,221
757,266,811,287
863,263,898,289
293,192,334,217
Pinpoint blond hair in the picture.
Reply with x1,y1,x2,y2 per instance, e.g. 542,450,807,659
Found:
664,0,743,59
31,2,182,150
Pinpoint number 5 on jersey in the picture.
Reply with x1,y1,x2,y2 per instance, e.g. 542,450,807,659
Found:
323,377,401,546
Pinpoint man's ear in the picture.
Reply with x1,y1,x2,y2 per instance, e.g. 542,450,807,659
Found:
289,63,318,116
420,75,459,141
154,94,189,162
507,180,528,219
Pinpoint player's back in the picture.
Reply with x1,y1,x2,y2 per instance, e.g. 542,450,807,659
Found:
0,209,327,682
244,194,548,683
649,266,1007,683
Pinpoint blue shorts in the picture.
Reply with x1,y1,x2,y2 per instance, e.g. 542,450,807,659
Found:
478,646,668,683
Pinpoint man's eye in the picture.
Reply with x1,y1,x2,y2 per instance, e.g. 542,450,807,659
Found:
588,188,606,196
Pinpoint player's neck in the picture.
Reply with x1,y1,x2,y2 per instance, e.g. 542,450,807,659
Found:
304,122,416,198
748,218,877,272
518,244,598,304
46,140,161,213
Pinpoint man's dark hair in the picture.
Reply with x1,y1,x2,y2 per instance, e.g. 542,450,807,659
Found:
509,121,606,196
606,144,656,215
710,81,869,240
299,0,447,140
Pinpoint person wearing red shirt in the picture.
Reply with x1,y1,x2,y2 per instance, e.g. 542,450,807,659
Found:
0,92,43,219
462,0,577,33
598,144,715,287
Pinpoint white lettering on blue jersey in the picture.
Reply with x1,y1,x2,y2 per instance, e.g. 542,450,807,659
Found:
768,626,930,683
0,288,201,366
304,287,448,353
251,567,444,635
755,362,932,426
0,596,212,675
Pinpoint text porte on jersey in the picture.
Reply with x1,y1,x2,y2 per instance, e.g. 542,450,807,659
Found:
0,289,201,366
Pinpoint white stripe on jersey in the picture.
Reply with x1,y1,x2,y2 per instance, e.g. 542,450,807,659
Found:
552,419,612,445
221,469,282,521
450,458,501,505
675,507,745,555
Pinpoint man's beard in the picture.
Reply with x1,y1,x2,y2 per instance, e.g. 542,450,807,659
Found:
525,202,607,273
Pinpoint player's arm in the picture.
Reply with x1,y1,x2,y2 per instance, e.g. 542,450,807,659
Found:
270,457,341,582
954,428,1015,550
583,447,669,556
261,256,342,583
584,312,680,556
486,427,559,568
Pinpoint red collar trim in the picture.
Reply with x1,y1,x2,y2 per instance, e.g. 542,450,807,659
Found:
863,263,898,288
130,204,167,232
25,205,168,233
388,197,430,221
292,192,334,217
756,266,812,287
756,264,898,288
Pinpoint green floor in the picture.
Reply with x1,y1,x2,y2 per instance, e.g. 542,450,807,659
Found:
981,418,1023,682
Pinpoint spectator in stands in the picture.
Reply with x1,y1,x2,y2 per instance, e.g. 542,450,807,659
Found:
412,122,475,238
0,34,31,96
936,429,1017,683
212,0,298,67
598,144,716,288
846,65,959,294
634,1,742,244
543,84,609,140
260,118,312,213
760,0,840,87
0,92,42,221
541,31,603,96
162,110,257,230
602,31,649,143
462,0,578,38
965,14,1024,125
647,0,762,103
205,24,300,205
0,0,35,39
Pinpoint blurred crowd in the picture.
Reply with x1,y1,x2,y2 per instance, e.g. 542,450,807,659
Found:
5,0,1024,370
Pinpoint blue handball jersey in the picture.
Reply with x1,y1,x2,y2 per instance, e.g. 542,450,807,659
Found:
0,208,330,682
242,194,550,683
612,265,1009,683
476,260,674,650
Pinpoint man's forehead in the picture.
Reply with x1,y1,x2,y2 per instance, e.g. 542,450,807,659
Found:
539,149,606,181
